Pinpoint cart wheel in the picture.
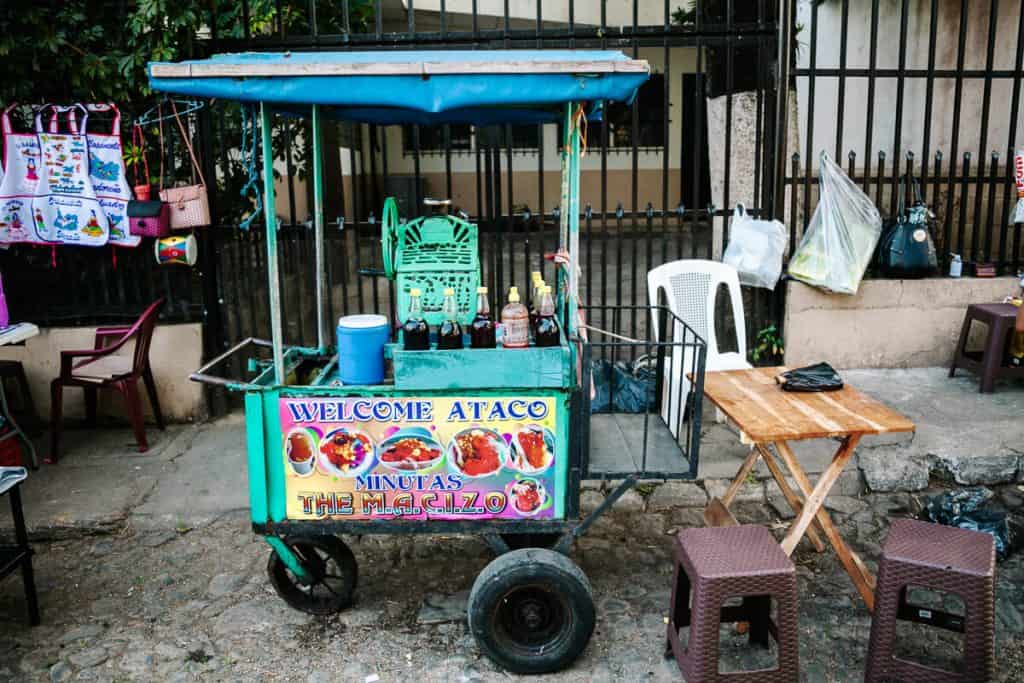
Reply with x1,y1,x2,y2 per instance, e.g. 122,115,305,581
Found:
468,548,595,674
499,533,561,551
267,536,358,615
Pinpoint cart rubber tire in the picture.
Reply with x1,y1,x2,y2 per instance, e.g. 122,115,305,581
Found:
467,548,595,674
267,536,358,616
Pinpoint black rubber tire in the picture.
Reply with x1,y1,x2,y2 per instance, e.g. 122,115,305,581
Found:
467,548,595,674
267,536,358,616
499,533,561,551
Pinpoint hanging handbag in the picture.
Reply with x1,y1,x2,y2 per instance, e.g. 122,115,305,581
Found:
158,100,210,229
128,199,170,238
127,119,169,237
876,172,938,279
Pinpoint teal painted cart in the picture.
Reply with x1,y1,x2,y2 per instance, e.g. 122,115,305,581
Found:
151,51,706,674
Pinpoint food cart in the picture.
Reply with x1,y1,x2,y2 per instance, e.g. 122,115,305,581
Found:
149,50,707,674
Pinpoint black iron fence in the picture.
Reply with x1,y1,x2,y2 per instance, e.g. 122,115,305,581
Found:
785,0,1024,273
8,0,1024,415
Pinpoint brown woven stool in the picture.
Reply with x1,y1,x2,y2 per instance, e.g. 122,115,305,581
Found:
866,518,996,682
666,525,799,682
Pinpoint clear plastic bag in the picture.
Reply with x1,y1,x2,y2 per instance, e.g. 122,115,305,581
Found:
723,204,789,289
787,152,883,295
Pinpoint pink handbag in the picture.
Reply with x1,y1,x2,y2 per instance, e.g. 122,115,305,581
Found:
128,200,171,237
158,100,210,230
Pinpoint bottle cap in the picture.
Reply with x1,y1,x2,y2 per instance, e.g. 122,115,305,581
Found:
444,287,455,296
531,270,542,281
410,288,421,296
508,286,520,303
543,285,552,294
477,286,488,294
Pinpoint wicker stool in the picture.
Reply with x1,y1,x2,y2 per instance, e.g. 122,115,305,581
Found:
866,518,996,682
949,303,1024,393
666,525,799,682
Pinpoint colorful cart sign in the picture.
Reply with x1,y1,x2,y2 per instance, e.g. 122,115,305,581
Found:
280,396,559,521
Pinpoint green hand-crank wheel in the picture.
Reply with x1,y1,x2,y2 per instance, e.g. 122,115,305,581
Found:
381,196,399,280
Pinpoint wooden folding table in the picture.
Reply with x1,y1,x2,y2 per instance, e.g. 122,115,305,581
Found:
699,367,915,611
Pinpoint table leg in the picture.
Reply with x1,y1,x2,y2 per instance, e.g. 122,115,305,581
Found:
0,381,38,469
10,486,40,625
754,443,826,553
722,447,760,507
774,437,877,612
703,447,760,527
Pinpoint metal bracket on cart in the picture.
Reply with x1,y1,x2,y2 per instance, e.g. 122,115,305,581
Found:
553,475,638,555
189,337,276,390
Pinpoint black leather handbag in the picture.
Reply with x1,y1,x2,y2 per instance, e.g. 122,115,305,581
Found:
876,173,938,278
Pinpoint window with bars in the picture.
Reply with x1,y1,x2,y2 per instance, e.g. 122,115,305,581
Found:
558,74,667,151
401,124,472,154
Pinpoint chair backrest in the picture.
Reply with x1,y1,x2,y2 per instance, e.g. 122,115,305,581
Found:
647,260,746,359
126,298,166,375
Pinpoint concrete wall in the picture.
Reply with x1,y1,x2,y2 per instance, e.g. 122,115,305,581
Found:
0,324,206,424
785,277,1021,369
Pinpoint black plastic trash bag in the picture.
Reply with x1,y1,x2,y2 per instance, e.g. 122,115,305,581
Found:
590,359,613,413
778,362,844,392
590,358,657,413
920,488,1014,560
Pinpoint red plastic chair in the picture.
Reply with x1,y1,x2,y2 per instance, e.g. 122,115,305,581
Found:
48,298,167,464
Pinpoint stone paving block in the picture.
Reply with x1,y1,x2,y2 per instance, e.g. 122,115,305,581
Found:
703,477,765,503
859,448,929,491
579,489,604,515
611,489,645,514
644,481,708,510
823,495,869,515
932,451,1021,485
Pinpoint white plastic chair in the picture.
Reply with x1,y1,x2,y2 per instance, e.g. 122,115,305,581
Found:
647,260,752,435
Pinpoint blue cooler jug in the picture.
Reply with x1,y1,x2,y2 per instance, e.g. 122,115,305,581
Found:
337,314,390,385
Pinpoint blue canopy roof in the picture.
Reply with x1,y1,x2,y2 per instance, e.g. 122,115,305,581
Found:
148,50,649,126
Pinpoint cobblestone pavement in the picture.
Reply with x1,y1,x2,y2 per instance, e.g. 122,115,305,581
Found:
1,489,1022,682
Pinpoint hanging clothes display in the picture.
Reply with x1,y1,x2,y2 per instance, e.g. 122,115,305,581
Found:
0,104,57,244
82,104,140,247
32,104,109,246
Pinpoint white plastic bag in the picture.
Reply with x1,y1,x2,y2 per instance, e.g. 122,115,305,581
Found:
723,204,788,289
787,151,882,295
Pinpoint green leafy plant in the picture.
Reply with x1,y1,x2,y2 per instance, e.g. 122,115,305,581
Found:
751,324,784,364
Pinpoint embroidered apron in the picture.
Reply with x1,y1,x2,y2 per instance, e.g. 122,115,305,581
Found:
0,105,57,244
82,104,140,248
33,104,108,246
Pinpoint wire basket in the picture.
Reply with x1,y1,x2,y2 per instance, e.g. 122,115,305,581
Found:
395,214,479,325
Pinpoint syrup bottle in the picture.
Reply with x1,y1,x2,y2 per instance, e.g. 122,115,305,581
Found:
534,285,561,347
470,286,496,349
437,287,464,350
500,286,530,348
402,287,430,351
529,273,543,332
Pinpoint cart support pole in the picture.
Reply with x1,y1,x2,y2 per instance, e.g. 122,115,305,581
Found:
566,102,581,341
260,102,286,383
312,104,328,352
265,536,312,583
